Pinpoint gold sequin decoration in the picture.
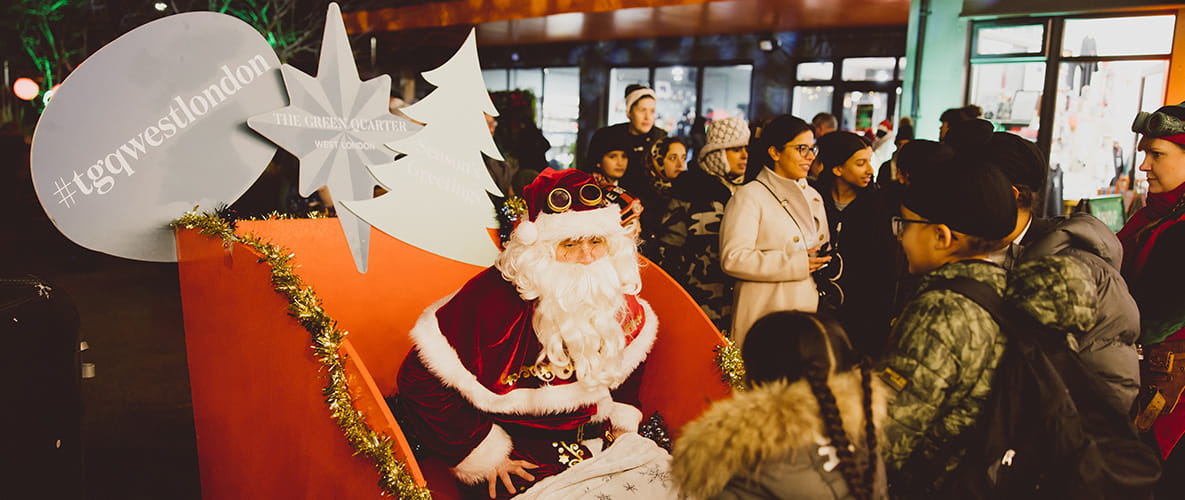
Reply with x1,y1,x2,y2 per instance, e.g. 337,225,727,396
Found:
552,441,587,468
714,340,746,392
501,360,574,386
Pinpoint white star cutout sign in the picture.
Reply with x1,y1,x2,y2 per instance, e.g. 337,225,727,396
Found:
248,2,419,272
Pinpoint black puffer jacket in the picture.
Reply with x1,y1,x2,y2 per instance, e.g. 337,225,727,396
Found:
1019,212,1141,413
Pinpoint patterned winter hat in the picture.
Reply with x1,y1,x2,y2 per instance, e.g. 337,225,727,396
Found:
698,117,750,178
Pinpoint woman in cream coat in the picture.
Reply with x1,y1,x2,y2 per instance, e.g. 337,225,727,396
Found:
720,115,830,344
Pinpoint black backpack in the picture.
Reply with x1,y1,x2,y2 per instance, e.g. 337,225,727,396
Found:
896,277,1161,500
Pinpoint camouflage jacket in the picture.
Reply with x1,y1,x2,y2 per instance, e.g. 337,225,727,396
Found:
879,260,1008,486
652,168,737,333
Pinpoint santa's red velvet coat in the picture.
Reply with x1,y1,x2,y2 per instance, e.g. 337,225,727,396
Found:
396,266,657,493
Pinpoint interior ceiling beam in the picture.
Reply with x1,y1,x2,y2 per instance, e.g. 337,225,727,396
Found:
343,0,720,34
344,0,910,45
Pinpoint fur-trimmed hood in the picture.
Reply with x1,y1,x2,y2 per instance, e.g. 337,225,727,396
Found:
672,369,887,499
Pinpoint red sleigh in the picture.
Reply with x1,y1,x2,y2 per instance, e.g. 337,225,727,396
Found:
176,218,731,498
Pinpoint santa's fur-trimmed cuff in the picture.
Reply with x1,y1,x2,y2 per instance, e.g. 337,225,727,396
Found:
608,402,643,433
451,424,513,485
592,399,643,433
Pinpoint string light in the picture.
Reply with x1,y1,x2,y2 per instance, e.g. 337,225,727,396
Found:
13,77,39,100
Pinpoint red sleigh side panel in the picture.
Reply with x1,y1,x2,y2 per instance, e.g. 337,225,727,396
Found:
177,218,729,498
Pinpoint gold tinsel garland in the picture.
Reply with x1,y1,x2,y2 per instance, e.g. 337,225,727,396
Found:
172,211,432,500
714,340,746,391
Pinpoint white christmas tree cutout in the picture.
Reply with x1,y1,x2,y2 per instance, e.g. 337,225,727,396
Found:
247,2,418,273
341,28,504,268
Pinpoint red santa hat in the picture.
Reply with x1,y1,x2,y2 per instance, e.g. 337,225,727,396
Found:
511,168,625,245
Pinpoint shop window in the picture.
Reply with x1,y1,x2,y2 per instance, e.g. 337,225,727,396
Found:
1062,15,1174,57
482,69,509,91
701,65,752,122
509,69,544,119
842,57,896,82
1052,59,1168,201
842,90,889,132
608,67,651,125
793,86,834,122
654,66,699,135
973,23,1045,56
484,67,581,169
969,62,1045,141
540,67,581,169
797,62,834,81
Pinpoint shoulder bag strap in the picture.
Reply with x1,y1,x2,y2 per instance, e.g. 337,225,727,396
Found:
754,178,806,239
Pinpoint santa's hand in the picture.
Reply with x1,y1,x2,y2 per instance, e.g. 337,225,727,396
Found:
486,459,538,498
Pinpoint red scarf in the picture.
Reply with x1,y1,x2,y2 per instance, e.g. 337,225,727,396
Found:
1118,181,1185,277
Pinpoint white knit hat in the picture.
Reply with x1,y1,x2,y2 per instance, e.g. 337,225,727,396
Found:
698,117,750,178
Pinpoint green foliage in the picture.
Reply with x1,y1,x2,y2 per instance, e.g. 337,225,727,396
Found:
7,0,87,109
208,0,361,63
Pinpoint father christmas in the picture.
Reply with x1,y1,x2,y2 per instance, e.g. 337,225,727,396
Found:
395,168,673,499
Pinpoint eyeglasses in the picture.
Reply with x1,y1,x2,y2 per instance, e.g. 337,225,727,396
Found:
891,215,953,238
546,184,604,214
785,143,819,157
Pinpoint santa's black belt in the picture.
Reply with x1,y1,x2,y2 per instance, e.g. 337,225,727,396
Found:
501,420,609,444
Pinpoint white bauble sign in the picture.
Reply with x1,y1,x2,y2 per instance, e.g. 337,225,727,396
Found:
31,12,285,262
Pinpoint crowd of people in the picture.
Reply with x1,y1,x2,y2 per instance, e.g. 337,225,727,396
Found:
390,83,1185,499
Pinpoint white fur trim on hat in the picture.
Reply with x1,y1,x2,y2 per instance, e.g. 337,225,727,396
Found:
511,221,539,245
451,424,513,484
625,87,656,113
531,205,626,244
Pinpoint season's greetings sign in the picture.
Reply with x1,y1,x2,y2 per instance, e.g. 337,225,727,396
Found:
31,5,503,271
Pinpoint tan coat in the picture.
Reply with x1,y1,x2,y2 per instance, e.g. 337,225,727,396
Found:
720,167,829,344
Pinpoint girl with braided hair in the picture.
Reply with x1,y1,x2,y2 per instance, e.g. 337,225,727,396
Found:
671,311,887,499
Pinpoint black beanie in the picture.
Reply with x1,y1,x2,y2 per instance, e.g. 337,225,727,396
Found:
581,129,628,174
982,132,1047,196
944,120,1048,197
816,131,870,169
903,155,1017,240
897,121,915,143
896,140,954,183
942,118,995,150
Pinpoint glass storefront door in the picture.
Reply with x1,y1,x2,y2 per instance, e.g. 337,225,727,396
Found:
969,62,1045,141
1051,59,1168,201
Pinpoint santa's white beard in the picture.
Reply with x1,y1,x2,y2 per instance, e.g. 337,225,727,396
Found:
496,236,641,388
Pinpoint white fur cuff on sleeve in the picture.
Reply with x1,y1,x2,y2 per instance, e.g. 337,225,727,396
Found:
608,402,644,434
451,424,514,485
